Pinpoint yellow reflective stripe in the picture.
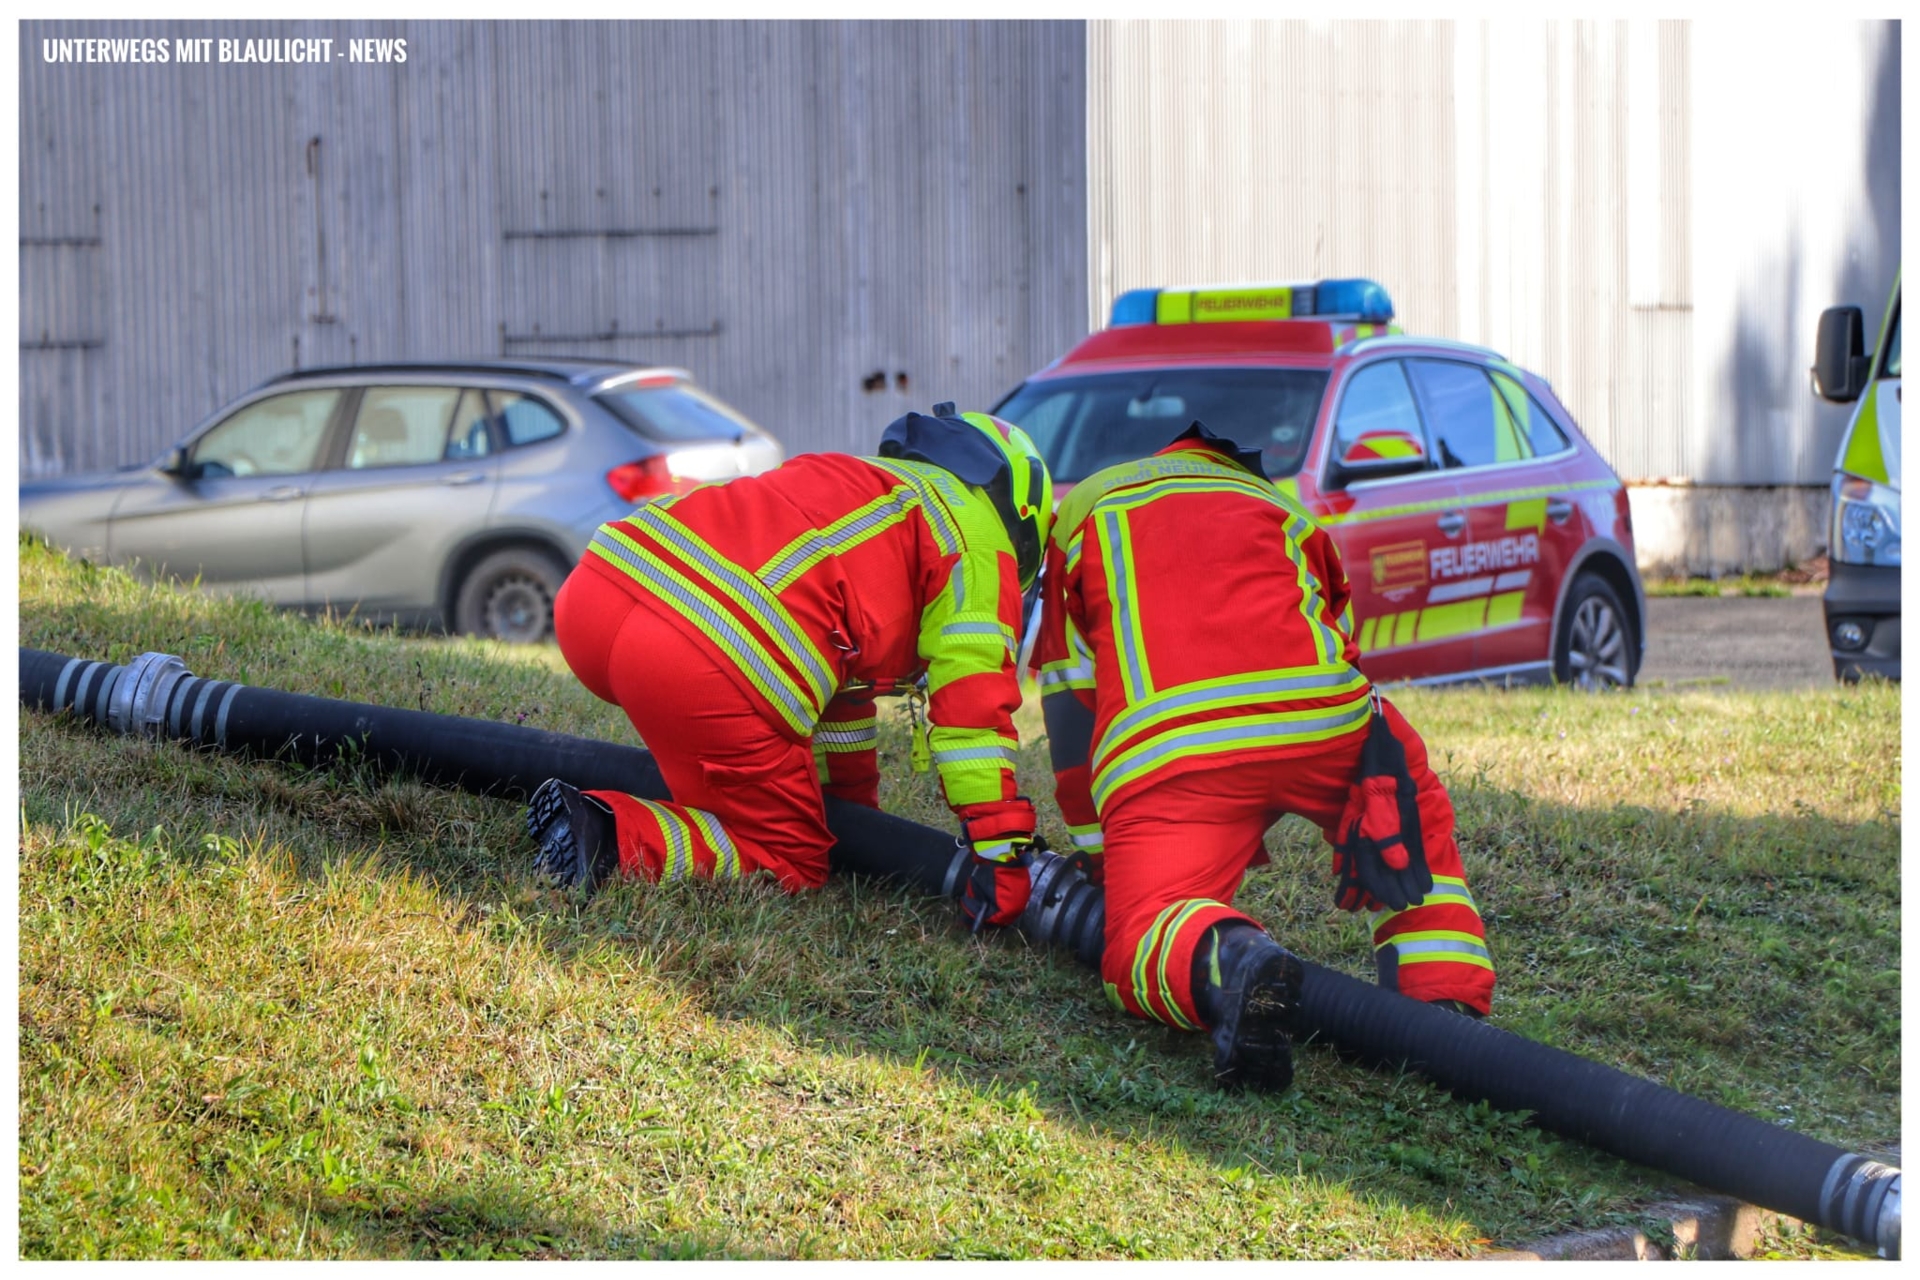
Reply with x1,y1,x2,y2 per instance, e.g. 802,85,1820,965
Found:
1092,694,1372,811
1038,613,1095,690
865,458,965,554
588,528,823,736
1418,598,1487,641
1358,615,1379,651
682,805,742,879
1131,900,1212,1030
1098,509,1152,702
1486,590,1524,627
756,487,920,592
1506,498,1546,533
618,508,837,711
1092,665,1368,776
1318,479,1615,526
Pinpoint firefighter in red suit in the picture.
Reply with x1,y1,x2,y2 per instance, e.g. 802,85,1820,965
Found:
528,404,1051,936
1032,422,1495,1091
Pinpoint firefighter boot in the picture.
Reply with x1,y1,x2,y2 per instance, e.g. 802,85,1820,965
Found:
527,778,620,894
1195,925,1305,1093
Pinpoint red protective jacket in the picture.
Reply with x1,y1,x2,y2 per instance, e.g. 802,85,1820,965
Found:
575,452,1028,821
1034,433,1373,848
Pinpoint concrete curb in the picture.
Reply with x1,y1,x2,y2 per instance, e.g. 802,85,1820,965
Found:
1484,1197,1790,1261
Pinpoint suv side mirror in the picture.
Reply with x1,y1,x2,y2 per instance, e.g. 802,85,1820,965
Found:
1333,429,1429,482
1812,305,1871,404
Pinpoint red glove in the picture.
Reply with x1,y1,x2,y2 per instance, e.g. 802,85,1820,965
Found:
1330,712,1433,913
957,798,1036,932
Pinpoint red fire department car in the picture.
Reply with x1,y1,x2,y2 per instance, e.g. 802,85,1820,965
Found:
995,279,1645,688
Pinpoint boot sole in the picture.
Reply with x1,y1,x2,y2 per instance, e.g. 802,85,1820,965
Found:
527,779,601,891
1215,948,1305,1093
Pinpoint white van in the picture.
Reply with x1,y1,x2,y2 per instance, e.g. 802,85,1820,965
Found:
1812,270,1901,681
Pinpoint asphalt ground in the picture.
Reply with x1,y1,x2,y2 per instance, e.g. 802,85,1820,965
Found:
1635,594,1836,691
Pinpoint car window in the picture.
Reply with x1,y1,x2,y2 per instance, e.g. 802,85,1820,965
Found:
1489,371,1569,457
444,389,494,460
1331,361,1426,463
991,367,1330,483
347,387,464,469
1407,359,1515,470
490,391,567,447
192,389,341,478
594,383,751,444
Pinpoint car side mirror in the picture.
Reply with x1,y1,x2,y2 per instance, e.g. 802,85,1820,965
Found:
1812,305,1871,404
1334,429,1429,482
158,446,190,476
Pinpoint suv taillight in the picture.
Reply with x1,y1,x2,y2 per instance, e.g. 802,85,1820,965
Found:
606,455,683,502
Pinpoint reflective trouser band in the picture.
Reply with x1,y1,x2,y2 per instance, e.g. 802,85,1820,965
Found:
970,839,1021,862
1092,666,1369,775
589,525,831,737
1379,930,1494,971
1091,694,1373,813
633,799,742,881
1369,874,1477,931
1121,899,1223,1031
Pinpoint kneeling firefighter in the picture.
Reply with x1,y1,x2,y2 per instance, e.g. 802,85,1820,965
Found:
1030,422,1495,1091
530,403,1052,933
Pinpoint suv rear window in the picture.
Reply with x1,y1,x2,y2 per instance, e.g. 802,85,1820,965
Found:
596,382,752,444
994,368,1331,483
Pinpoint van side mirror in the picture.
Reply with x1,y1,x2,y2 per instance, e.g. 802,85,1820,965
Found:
1333,429,1429,483
1812,305,1871,404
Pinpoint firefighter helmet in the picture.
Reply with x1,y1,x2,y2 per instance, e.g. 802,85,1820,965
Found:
878,403,1053,590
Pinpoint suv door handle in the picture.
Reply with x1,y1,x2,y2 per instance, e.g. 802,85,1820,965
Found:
1436,510,1467,537
262,485,303,502
1546,498,1574,524
441,471,485,487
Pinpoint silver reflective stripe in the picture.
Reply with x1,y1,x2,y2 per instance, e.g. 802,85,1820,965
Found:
1039,661,1094,689
685,806,740,878
932,744,1017,765
814,726,877,747
949,561,965,613
1370,881,1477,929
1092,699,1371,806
1392,937,1493,964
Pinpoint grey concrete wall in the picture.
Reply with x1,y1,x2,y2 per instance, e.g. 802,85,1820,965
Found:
19,19,1089,475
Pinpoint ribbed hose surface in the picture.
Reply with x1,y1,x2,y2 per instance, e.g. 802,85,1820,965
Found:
19,645,1898,1254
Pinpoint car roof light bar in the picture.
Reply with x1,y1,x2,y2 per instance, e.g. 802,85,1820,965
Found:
1108,278,1395,328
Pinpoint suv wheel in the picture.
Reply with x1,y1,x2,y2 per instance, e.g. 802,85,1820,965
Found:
1553,572,1636,689
455,548,568,644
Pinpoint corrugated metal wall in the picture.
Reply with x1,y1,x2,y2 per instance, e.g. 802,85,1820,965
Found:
1087,18,1899,490
18,19,1088,475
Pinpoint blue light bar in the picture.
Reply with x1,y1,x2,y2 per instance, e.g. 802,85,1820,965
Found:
1107,278,1395,328
1109,288,1161,326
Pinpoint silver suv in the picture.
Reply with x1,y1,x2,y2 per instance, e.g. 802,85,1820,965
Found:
20,359,784,642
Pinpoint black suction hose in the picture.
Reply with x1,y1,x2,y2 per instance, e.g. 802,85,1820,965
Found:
19,646,1900,1256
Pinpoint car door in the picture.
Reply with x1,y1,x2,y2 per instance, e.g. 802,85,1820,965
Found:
107,387,344,603
301,384,503,619
1315,358,1477,682
1405,359,1581,679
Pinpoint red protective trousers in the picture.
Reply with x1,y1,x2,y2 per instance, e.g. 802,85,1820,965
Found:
1100,697,1494,1029
553,563,837,891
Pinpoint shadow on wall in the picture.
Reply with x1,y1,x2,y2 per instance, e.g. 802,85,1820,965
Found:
1703,21,1900,567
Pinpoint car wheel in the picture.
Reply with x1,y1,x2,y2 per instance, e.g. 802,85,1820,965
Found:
454,548,567,644
1553,573,1636,689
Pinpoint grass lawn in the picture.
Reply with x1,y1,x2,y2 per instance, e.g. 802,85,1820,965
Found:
16,536,1901,1259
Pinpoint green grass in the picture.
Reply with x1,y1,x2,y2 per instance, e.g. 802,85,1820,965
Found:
17,535,1900,1259
1643,574,1794,598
